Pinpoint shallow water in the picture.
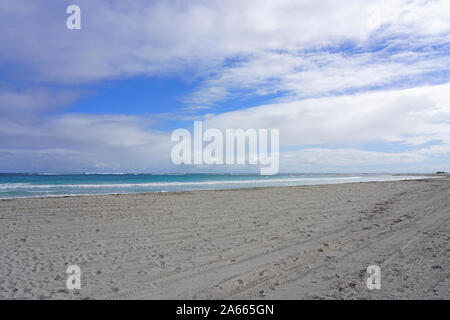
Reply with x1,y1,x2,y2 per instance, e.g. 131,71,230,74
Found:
0,173,423,198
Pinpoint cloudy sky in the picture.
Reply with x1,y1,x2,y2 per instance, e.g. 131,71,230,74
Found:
0,0,449,173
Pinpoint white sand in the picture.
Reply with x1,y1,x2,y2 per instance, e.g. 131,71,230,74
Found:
0,177,449,299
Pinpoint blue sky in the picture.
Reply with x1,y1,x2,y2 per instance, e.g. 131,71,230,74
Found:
0,0,449,173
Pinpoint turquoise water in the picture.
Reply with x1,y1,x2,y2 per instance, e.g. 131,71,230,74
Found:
0,173,421,198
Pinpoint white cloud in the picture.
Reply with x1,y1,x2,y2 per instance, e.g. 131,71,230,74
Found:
0,113,173,172
278,147,450,173
201,83,450,172
1,83,449,173
185,49,450,106
0,88,79,118
0,0,449,173
0,0,448,83
203,83,450,147
282,148,427,166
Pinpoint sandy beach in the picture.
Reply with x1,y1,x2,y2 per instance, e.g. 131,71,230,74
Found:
0,176,449,300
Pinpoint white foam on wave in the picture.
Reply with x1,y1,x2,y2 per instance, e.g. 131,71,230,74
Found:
0,176,426,198
0,183,35,189
0,176,366,189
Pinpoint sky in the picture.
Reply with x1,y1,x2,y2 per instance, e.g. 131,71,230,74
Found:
0,0,449,173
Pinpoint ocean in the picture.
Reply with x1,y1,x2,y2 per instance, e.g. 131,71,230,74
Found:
0,173,423,199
